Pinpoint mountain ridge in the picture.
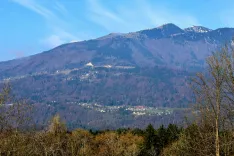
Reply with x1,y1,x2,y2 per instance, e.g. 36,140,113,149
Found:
1,23,233,64
0,23,234,109
0,23,233,80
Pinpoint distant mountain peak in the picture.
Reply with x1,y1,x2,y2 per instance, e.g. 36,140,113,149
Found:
98,32,125,40
108,33,124,36
157,23,181,29
139,23,184,38
184,26,212,33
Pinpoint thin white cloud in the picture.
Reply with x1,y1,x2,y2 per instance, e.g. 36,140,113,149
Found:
137,0,199,28
70,40,79,43
12,0,79,48
42,28,79,49
54,1,68,15
87,0,128,31
12,0,54,19
42,35,64,48
12,0,200,50
147,9,198,28
87,0,200,32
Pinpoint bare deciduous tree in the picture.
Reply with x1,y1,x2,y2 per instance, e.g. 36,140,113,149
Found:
191,42,234,156
0,83,33,132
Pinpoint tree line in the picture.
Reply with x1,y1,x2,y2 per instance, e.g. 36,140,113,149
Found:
1,42,234,155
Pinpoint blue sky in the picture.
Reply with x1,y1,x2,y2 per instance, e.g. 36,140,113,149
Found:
1,0,234,61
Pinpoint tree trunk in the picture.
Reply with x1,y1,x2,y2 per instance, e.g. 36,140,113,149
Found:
215,87,220,156
215,117,220,156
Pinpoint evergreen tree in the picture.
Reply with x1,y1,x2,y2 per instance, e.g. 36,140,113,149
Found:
139,124,157,156
156,125,168,155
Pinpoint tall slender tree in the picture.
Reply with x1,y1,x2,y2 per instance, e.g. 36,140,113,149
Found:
191,42,234,156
